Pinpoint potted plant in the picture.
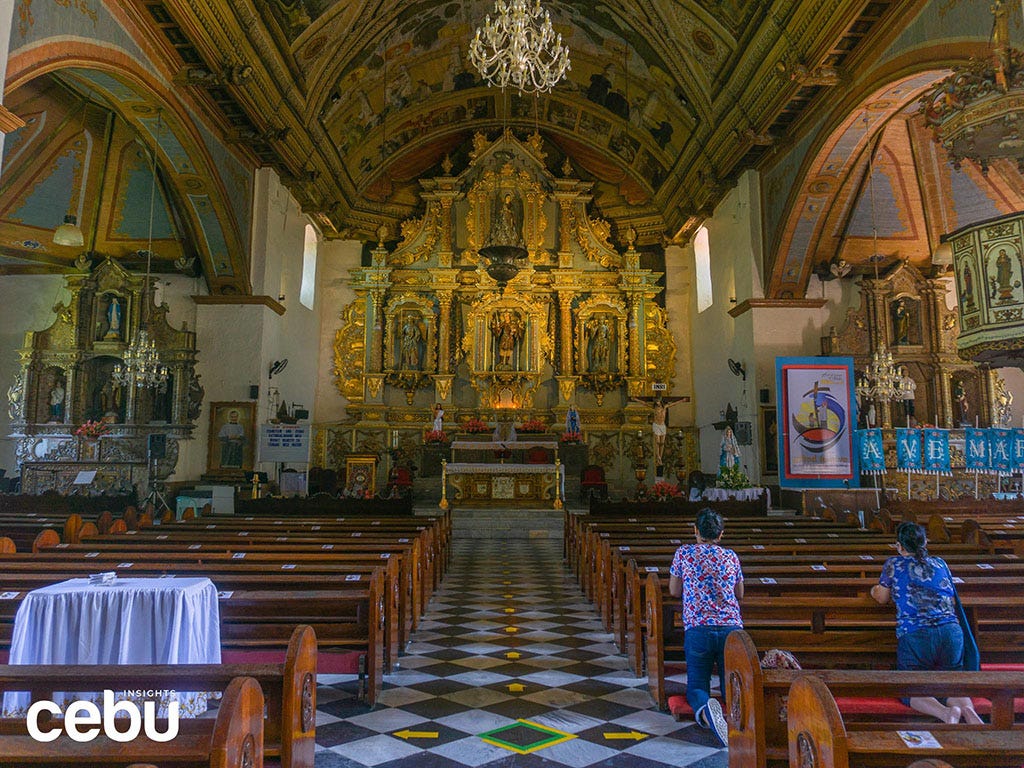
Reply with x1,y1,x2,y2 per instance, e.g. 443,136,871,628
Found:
716,464,751,490
517,418,547,434
423,429,450,445
461,418,491,434
649,480,683,501
561,430,582,444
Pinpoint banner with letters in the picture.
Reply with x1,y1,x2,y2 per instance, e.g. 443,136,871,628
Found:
895,428,922,471
1014,429,1024,472
776,357,858,489
922,429,951,474
964,428,991,472
990,428,1014,473
856,429,886,474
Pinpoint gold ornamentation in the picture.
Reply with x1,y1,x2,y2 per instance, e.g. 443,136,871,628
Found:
389,203,440,267
644,303,677,388
333,298,366,401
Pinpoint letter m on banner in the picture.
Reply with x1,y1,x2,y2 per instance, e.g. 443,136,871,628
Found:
964,429,990,472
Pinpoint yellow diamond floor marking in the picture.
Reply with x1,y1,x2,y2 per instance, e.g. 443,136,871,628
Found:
504,607,516,613
502,594,514,599
478,719,576,755
506,682,525,692
505,626,518,633
505,651,521,659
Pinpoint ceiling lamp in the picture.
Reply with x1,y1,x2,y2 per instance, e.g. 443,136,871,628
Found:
920,0,1024,173
53,214,84,247
113,112,169,391
469,0,571,94
480,193,528,288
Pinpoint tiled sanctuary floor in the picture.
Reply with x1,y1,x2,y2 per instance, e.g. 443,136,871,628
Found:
312,538,727,768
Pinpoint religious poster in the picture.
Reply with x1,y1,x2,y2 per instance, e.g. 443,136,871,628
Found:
776,357,857,489
206,401,257,477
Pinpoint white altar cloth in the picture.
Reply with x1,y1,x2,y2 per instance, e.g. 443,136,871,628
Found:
703,487,770,506
3,576,220,717
445,462,563,475
450,440,558,451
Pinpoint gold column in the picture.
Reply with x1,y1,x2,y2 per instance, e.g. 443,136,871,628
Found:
983,366,997,427
369,290,385,374
628,295,642,378
558,290,573,374
940,370,953,428
437,290,452,374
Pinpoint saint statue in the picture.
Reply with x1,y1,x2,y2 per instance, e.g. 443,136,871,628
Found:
99,376,123,422
48,379,65,422
899,366,916,422
892,299,910,345
587,318,614,373
720,426,741,470
954,380,970,425
489,309,524,370
399,316,423,370
218,409,246,468
489,193,523,247
432,403,444,432
104,296,123,340
962,263,975,309
994,248,1015,302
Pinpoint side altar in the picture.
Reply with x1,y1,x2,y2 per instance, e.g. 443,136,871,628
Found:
317,130,691,492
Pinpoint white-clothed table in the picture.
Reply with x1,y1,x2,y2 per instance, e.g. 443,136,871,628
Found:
3,577,220,717
702,486,770,507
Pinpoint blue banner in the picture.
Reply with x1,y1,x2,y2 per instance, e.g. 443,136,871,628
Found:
1014,429,1024,472
964,428,990,472
857,429,886,474
896,428,922,470
922,429,950,474
991,429,1014,473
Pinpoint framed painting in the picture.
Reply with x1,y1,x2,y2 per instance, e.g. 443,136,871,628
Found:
206,401,257,477
776,357,858,489
761,406,778,475
344,454,378,498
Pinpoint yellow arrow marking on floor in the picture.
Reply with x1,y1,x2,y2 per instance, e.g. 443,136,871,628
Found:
505,626,518,633
603,731,648,741
507,683,525,692
504,607,516,613
505,651,521,659
393,730,439,739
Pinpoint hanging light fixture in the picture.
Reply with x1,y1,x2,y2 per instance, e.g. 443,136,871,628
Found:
112,111,168,391
53,214,85,247
469,0,571,94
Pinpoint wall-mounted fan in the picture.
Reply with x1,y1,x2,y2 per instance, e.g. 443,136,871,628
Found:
728,359,746,381
269,359,289,379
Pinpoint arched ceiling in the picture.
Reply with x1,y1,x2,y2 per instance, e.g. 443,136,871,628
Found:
144,0,904,244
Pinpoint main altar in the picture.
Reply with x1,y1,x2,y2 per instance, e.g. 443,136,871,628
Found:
318,130,693,490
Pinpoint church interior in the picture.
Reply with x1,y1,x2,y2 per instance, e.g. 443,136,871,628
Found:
2,1,1024,766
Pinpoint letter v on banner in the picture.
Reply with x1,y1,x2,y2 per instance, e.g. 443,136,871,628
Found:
896,428,922,470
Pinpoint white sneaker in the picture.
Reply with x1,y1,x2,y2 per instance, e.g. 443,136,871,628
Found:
701,698,729,748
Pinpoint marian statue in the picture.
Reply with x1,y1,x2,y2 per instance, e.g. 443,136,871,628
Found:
489,193,524,247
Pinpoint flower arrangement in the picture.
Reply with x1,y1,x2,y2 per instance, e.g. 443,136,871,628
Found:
717,464,751,490
649,480,683,501
517,418,547,434
461,418,491,434
561,431,582,443
74,420,109,440
423,429,449,444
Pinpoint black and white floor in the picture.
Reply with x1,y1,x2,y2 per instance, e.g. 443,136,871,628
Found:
312,538,727,768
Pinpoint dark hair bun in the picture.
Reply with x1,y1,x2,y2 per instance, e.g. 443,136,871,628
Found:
896,521,928,561
696,508,725,541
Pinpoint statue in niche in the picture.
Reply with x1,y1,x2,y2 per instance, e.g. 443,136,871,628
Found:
962,263,976,309
48,378,66,422
892,298,910,345
954,380,971,426
490,309,524,370
104,296,123,340
991,247,1019,303
398,314,425,370
489,193,524,247
99,376,124,423
587,317,614,373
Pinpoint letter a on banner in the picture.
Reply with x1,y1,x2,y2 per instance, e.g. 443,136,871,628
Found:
991,428,1013,473
857,429,886,474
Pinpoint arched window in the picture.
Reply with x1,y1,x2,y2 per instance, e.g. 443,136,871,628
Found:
694,225,713,313
300,224,318,309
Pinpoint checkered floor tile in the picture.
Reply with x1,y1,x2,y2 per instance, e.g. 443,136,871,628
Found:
314,539,725,767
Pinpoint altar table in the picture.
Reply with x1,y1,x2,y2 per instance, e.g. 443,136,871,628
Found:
3,576,220,716
443,462,565,508
703,486,771,507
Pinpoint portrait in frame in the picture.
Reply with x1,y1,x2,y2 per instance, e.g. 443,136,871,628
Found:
206,401,256,477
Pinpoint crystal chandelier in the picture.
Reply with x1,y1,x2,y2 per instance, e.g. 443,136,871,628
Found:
855,345,901,404
920,0,1024,173
113,111,169,391
469,0,571,94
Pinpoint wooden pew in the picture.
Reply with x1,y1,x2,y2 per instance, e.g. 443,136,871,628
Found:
0,675,264,768
787,674,1024,768
726,630,1024,768
0,625,315,768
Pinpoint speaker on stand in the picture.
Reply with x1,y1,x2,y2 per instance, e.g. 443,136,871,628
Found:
143,433,171,516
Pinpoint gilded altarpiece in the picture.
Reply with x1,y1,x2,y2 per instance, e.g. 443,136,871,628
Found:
324,132,678,488
7,258,202,493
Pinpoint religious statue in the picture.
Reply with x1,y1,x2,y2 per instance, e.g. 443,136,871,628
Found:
565,404,581,435
99,376,123,422
587,318,614,373
995,376,1014,427
720,426,741,470
104,296,123,340
432,403,444,432
218,409,246,468
898,366,916,423
962,263,975,309
993,248,1016,303
48,378,65,422
489,309,524,370
630,396,683,467
954,380,970,426
866,401,877,429
892,298,909,345
399,316,423,370
490,193,523,247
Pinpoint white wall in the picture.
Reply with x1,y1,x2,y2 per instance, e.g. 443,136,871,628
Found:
314,239,362,424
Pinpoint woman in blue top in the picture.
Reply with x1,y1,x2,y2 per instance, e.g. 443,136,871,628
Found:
870,522,981,723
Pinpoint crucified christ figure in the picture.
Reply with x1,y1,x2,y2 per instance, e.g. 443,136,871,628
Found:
630,396,685,467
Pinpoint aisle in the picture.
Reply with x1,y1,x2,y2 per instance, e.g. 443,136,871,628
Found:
313,539,727,768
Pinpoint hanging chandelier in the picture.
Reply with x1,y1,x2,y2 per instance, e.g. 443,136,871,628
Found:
468,0,571,94
855,345,901,404
920,0,1024,173
113,112,169,391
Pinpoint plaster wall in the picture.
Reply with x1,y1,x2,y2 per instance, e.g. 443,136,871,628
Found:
663,245,694,426
314,239,362,425
0,274,66,473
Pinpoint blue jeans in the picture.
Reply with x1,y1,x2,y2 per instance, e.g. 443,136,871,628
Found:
897,622,964,671
684,625,741,715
